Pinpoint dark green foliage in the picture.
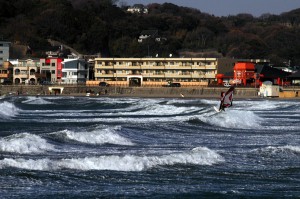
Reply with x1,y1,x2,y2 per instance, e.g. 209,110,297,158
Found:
1,0,300,65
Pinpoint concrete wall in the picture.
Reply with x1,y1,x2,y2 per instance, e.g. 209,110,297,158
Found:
0,85,259,98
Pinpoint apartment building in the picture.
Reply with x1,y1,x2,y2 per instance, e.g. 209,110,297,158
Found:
94,57,236,86
0,41,10,66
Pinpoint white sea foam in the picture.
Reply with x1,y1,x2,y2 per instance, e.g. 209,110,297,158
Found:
0,101,19,118
200,109,261,129
0,147,224,171
254,145,300,154
0,133,56,154
56,127,134,146
22,96,54,105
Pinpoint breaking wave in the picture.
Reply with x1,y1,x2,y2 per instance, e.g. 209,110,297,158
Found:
0,147,224,171
22,96,54,105
0,133,56,154
199,109,261,129
53,126,134,146
0,101,19,118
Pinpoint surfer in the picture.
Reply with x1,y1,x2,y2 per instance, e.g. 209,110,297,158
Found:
218,85,234,111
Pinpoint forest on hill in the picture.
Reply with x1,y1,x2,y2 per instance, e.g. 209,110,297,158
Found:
1,0,300,66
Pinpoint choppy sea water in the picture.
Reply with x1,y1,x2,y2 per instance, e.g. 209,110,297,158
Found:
0,95,299,198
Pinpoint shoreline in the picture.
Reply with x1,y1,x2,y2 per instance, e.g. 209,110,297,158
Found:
1,85,300,99
2,93,298,101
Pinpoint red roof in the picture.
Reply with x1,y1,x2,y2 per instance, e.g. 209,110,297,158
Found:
234,62,255,70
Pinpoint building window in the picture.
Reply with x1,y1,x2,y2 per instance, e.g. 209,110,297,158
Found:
51,70,55,74
52,63,55,67
0,51,3,54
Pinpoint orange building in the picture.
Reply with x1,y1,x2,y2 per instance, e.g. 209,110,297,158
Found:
216,61,291,86
216,62,256,86
233,62,255,85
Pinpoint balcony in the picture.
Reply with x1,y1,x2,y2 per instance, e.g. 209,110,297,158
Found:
140,65,165,70
95,73,114,78
205,73,217,78
0,73,9,78
149,73,165,78
165,73,192,78
205,65,217,70
115,65,141,70
95,65,114,69
14,73,28,78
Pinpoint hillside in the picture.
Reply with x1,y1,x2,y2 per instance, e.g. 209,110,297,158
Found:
1,0,300,66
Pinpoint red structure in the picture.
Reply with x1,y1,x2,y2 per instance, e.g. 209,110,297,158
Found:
216,74,224,85
233,62,255,86
216,61,291,86
216,62,256,86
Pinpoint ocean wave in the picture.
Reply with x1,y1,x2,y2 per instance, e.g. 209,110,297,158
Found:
0,133,56,154
0,147,224,171
253,145,300,154
199,109,261,129
53,127,134,146
0,101,19,118
22,96,54,105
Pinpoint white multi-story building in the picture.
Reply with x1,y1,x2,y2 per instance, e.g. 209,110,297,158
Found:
61,58,88,84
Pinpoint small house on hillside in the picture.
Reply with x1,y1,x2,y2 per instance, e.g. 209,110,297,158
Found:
127,4,148,14
138,30,158,43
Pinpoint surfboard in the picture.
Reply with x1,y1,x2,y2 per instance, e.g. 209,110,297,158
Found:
213,106,221,113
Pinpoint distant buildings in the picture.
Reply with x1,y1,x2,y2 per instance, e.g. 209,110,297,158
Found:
138,30,158,43
0,50,89,85
138,30,167,43
0,39,297,87
0,41,10,66
93,57,239,87
127,4,148,14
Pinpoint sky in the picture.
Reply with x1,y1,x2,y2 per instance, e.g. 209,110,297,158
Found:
123,0,300,17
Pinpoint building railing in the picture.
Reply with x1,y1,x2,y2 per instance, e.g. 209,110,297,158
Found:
0,73,8,78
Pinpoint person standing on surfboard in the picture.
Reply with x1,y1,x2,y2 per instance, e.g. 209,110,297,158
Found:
219,85,235,111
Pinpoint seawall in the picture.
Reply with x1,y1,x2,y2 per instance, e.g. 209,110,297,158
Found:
1,85,300,98
0,85,259,98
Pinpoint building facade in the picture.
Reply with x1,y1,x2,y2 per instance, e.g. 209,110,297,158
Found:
12,59,40,84
0,41,10,66
0,61,14,84
93,57,236,86
61,58,88,84
40,58,63,83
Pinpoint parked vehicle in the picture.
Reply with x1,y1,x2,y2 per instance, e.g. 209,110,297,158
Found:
1,80,12,85
40,81,53,85
163,82,181,87
99,82,109,87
